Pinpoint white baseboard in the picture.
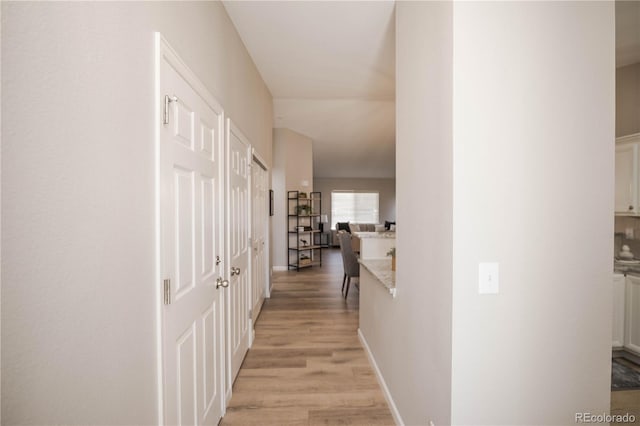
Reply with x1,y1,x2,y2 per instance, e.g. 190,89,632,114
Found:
272,266,288,271
358,328,404,426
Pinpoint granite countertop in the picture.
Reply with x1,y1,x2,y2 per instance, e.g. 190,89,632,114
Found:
614,260,640,276
359,258,396,296
353,231,396,239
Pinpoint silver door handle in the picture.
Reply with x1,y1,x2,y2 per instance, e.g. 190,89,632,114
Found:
231,267,241,276
216,277,229,289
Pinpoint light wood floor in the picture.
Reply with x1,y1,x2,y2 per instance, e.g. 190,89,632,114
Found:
220,249,640,425
220,249,394,426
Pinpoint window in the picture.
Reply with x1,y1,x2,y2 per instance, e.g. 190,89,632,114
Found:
331,191,379,228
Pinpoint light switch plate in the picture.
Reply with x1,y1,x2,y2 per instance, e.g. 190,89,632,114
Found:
479,262,499,294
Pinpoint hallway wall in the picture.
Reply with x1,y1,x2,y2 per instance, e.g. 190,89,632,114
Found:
1,2,272,424
272,128,314,269
363,1,614,425
450,2,613,423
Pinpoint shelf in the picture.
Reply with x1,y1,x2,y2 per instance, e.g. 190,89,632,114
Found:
287,190,323,270
288,245,323,251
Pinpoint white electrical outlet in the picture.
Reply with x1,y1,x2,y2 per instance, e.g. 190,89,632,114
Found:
479,262,499,294
626,227,635,239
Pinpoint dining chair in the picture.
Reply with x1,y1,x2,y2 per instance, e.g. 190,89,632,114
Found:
338,231,359,298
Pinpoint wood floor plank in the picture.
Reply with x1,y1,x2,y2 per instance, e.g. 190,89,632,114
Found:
220,248,394,426
308,408,396,426
226,390,389,411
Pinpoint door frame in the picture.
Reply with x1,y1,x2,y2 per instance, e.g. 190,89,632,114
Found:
155,32,227,424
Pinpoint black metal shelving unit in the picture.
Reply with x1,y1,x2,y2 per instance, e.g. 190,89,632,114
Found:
287,190,322,271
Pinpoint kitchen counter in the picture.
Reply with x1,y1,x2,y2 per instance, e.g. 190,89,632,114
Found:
614,260,640,276
359,258,396,297
353,232,396,260
353,231,396,239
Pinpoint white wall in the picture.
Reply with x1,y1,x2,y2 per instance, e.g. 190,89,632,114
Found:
363,1,614,425
1,2,272,424
451,2,614,423
313,178,396,228
271,128,313,269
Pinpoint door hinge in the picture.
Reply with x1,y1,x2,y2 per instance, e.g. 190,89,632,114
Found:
163,278,171,305
163,95,178,125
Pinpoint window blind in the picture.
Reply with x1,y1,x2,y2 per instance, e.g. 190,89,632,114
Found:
331,191,379,228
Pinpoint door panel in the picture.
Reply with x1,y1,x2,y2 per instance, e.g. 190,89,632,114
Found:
626,275,640,353
174,98,194,148
159,35,225,426
175,168,195,297
177,324,197,426
201,302,219,417
227,121,251,383
201,177,215,280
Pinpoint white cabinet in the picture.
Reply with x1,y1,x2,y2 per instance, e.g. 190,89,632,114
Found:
615,143,638,213
613,273,626,347
625,274,640,353
615,133,640,215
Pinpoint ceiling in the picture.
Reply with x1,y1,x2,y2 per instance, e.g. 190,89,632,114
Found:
223,1,396,179
225,1,640,179
616,0,640,67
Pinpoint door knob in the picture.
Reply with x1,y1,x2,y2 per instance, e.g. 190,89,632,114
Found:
216,277,229,289
231,267,241,276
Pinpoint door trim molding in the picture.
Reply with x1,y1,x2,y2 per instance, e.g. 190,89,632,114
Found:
252,149,268,171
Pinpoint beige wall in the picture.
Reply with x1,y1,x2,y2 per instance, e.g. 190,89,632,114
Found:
360,2,454,425
451,2,613,423
313,178,396,229
272,128,314,269
1,2,272,424
362,1,614,425
616,62,640,137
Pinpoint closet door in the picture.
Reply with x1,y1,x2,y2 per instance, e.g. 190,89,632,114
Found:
226,120,251,383
158,35,225,426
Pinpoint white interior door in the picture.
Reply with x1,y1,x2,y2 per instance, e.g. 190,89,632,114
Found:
158,35,225,426
251,159,267,321
226,120,251,384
